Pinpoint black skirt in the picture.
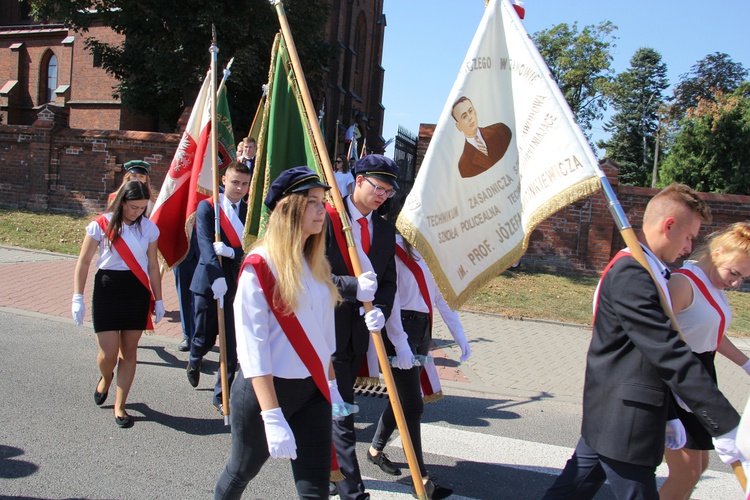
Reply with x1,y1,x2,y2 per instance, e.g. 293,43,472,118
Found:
675,350,718,450
92,269,150,332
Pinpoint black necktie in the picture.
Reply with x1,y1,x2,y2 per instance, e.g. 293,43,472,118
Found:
231,203,237,213
662,268,671,280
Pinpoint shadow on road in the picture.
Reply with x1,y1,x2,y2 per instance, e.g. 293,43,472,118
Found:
0,444,38,479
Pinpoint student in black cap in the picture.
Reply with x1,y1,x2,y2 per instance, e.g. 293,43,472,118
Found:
108,160,156,216
214,166,347,499
325,154,399,500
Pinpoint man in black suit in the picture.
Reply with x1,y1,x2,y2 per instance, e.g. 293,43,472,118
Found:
326,155,399,500
187,161,251,413
237,136,256,175
452,96,512,178
543,183,740,499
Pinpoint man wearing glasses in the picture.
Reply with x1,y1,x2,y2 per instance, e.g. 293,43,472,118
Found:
325,155,399,500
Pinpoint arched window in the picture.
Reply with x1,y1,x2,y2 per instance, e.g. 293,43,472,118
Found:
42,53,58,103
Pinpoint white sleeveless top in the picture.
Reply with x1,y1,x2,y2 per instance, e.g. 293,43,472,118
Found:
674,261,732,354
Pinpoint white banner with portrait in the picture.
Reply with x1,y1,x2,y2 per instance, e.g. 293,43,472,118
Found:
397,0,602,308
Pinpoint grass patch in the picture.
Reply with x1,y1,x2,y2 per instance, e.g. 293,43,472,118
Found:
0,208,89,255
2,207,749,337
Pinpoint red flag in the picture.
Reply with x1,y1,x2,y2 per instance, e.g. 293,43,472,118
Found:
150,71,234,267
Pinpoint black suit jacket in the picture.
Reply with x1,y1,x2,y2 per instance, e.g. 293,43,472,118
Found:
582,255,739,467
458,123,512,178
189,198,247,300
325,199,397,356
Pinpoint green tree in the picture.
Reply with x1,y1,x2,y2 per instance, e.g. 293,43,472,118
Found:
658,83,750,194
27,0,332,133
532,21,618,139
670,52,748,121
598,47,669,186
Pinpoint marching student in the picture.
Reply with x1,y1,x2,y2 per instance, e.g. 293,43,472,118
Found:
186,161,250,413
367,232,471,499
107,160,156,216
214,166,344,499
325,154,399,500
660,221,750,499
542,183,740,500
72,180,164,428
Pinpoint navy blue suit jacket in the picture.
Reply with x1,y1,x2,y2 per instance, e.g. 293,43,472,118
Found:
189,198,247,299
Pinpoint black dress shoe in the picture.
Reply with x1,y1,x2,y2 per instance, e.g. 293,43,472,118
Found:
186,362,200,388
94,377,108,406
213,401,224,414
178,338,190,351
366,451,401,476
328,481,338,497
115,413,134,428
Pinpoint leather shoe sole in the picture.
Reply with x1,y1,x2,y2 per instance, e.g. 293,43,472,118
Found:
366,451,401,476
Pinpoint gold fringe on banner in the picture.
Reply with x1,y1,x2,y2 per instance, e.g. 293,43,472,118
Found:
423,391,444,404
397,176,602,309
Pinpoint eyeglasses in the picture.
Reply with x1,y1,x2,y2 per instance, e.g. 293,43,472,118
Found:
363,177,396,198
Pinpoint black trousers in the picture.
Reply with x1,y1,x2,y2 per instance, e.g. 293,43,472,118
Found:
371,310,431,476
214,374,332,500
542,437,658,500
190,292,237,404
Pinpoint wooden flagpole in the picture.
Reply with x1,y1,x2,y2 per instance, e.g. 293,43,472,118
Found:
270,2,427,497
209,26,230,425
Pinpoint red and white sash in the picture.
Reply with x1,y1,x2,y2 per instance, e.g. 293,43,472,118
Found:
240,253,341,478
95,215,155,331
673,268,728,348
208,198,243,248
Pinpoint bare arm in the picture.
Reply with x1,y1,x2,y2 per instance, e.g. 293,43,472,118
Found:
147,240,162,301
718,336,750,367
251,375,280,411
667,273,693,315
73,235,98,295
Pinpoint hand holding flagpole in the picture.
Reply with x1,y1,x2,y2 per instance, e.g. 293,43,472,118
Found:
209,26,230,426
270,2,426,497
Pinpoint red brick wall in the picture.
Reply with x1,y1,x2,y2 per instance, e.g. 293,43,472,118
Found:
0,114,178,213
416,124,750,275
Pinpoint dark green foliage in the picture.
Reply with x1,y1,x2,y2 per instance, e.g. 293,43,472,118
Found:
27,0,333,133
659,83,750,194
532,21,617,140
598,48,668,186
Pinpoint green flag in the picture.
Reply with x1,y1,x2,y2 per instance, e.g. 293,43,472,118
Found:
244,33,323,246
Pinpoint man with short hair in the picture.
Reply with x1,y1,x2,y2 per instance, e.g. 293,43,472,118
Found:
325,154,400,500
542,183,740,499
187,161,251,413
452,95,512,179
238,137,257,174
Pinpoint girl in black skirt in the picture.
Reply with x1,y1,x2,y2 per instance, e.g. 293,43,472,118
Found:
72,180,164,428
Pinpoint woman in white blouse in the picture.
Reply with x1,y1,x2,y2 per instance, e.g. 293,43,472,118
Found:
72,180,164,429
214,166,347,499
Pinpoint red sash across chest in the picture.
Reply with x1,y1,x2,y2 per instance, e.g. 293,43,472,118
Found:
207,199,243,248
94,215,154,330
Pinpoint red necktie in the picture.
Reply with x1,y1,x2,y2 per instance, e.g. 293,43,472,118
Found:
358,218,370,255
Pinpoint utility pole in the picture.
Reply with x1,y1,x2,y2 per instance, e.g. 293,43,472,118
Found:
651,103,665,188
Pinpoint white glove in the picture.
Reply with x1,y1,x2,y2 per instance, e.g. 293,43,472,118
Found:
356,271,377,303
393,339,415,370
211,278,228,308
260,407,297,459
364,307,385,331
154,300,165,324
452,331,472,362
665,418,687,450
742,359,750,376
328,378,344,405
72,294,85,326
714,427,742,464
213,241,235,259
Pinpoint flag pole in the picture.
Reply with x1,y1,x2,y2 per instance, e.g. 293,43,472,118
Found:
270,2,427,497
334,119,340,159
209,26,230,426
217,57,234,95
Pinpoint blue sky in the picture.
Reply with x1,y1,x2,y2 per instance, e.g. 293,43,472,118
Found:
379,0,750,155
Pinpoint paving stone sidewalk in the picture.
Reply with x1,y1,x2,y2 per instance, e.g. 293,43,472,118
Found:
2,244,749,411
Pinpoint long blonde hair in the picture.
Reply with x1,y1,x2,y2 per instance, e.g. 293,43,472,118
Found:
254,191,341,312
691,221,750,264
